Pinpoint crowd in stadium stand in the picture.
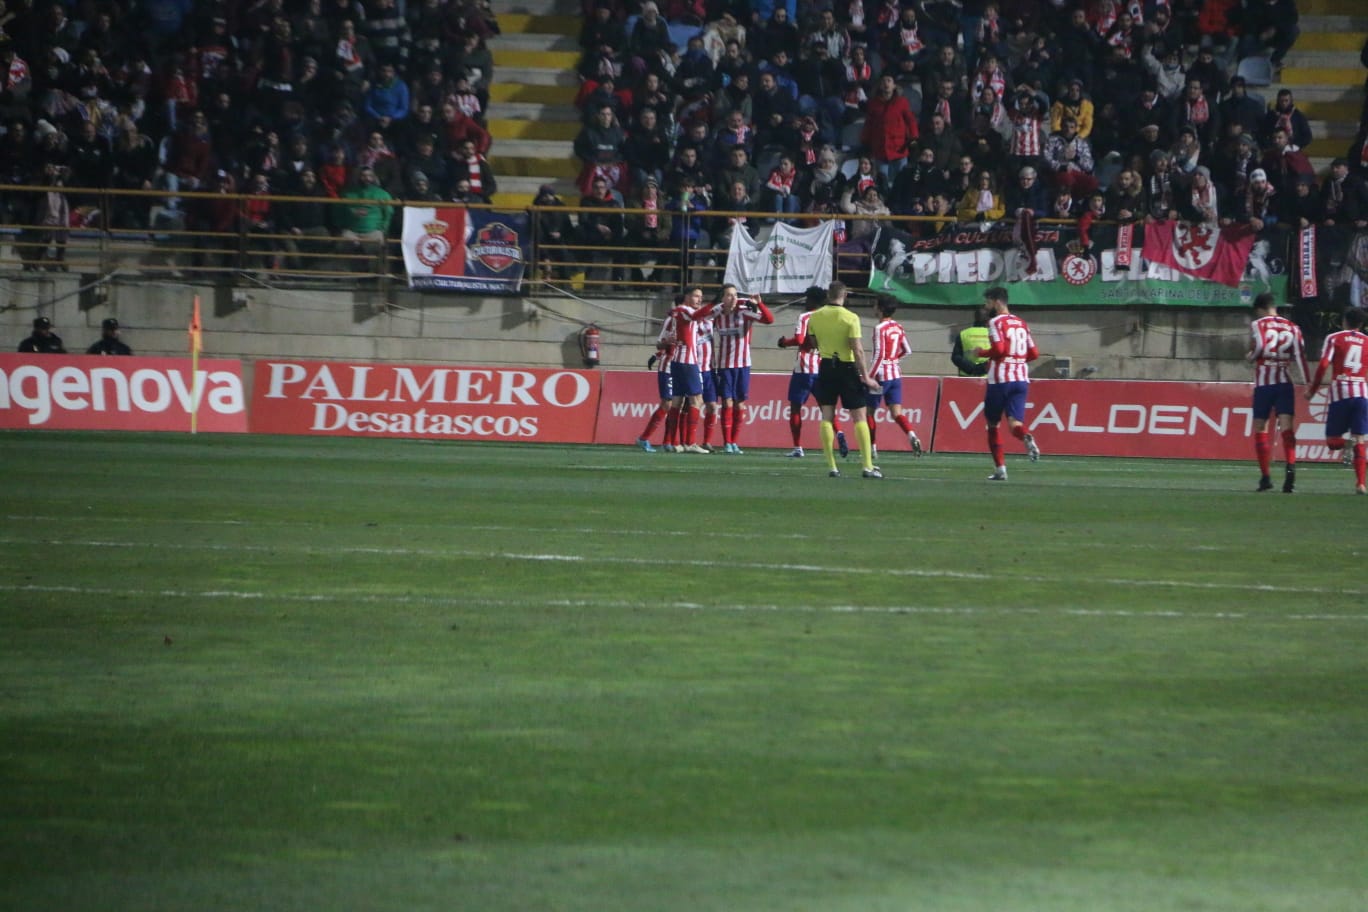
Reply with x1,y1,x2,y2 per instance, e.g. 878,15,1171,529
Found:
568,0,1368,286
1,0,1366,284
0,0,499,270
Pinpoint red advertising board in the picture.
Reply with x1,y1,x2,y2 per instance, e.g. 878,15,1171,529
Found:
594,370,940,451
250,360,600,442
0,354,247,432
933,377,1334,462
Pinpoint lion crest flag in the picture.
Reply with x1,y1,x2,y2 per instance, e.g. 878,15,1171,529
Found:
723,220,835,294
1140,220,1255,288
402,207,530,292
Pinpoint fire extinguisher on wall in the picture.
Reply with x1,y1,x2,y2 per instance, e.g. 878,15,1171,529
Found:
580,323,601,367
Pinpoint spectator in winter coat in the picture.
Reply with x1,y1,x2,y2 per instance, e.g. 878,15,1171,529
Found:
1219,77,1265,139
862,75,918,181
1322,158,1368,229
1049,79,1095,138
1259,90,1313,152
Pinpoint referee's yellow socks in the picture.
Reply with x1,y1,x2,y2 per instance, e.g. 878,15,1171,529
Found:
820,421,836,470
853,421,874,471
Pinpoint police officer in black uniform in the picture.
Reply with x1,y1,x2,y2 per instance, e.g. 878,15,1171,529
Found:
18,316,66,353
87,317,132,355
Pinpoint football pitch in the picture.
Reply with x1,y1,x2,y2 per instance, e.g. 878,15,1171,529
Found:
2,431,1366,912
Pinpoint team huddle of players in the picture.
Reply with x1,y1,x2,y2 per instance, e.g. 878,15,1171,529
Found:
632,280,1031,479
631,280,1368,491
1252,295,1368,495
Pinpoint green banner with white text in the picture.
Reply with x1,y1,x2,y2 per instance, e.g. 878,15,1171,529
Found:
867,221,1288,307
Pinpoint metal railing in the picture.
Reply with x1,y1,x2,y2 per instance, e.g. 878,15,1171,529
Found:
0,183,983,296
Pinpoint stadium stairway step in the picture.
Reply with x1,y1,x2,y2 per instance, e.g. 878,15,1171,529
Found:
487,0,581,211
1271,12,1365,163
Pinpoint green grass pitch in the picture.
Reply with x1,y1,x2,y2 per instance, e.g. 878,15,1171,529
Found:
2,431,1366,912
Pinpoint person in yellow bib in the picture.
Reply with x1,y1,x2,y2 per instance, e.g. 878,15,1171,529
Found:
806,281,884,479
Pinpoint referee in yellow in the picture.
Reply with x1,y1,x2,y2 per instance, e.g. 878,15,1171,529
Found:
806,281,884,479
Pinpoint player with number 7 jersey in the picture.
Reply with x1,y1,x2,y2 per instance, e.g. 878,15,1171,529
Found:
1305,307,1368,493
1248,293,1308,492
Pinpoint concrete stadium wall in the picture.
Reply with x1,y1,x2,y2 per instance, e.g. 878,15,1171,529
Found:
1,273,1252,384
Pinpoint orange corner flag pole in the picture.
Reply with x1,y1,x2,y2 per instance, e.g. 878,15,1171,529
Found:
189,296,203,434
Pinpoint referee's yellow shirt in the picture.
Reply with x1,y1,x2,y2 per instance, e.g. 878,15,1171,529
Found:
806,305,863,362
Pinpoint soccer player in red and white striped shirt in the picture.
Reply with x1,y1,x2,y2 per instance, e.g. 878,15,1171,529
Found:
865,296,924,457
976,286,1040,481
1305,307,1368,494
636,296,680,452
666,285,717,453
712,284,775,453
1248,293,1308,492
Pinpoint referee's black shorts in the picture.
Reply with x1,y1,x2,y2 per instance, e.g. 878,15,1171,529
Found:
814,358,866,410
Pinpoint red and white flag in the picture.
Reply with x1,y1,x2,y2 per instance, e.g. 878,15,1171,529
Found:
1141,220,1255,288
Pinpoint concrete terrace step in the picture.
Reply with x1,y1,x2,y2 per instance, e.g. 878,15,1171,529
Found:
495,176,579,207
490,66,579,88
488,140,579,179
489,83,578,105
1267,82,1361,103
1296,29,1368,52
502,0,578,15
1299,0,1366,13
487,118,580,140
490,31,580,52
1279,66,1367,87
1299,15,1368,31
1307,120,1360,143
499,13,580,35
486,101,582,122
492,48,580,70
1282,50,1366,68
1294,98,1363,122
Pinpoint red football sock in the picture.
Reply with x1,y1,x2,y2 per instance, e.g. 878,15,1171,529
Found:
720,406,733,444
664,406,681,446
1254,431,1271,475
788,405,803,446
894,413,914,433
866,414,877,446
702,409,717,446
641,407,665,440
988,425,1004,468
1356,443,1366,487
1009,424,1026,441
684,406,700,445
730,404,744,444
1281,429,1297,466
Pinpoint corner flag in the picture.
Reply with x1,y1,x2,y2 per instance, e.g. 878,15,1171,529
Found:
189,296,202,433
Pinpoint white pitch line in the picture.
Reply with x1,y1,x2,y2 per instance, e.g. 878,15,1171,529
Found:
0,516,1294,555
2,537,1365,598
2,584,1366,623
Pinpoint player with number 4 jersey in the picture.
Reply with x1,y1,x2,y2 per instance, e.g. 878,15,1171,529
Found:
1248,294,1308,492
1306,307,1368,494
976,286,1040,481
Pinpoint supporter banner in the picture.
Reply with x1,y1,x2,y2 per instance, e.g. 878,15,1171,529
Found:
869,222,1287,307
933,377,1335,462
1298,226,1317,298
401,207,529,293
1141,220,1255,287
594,370,938,452
250,360,599,442
0,354,247,432
724,220,835,294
